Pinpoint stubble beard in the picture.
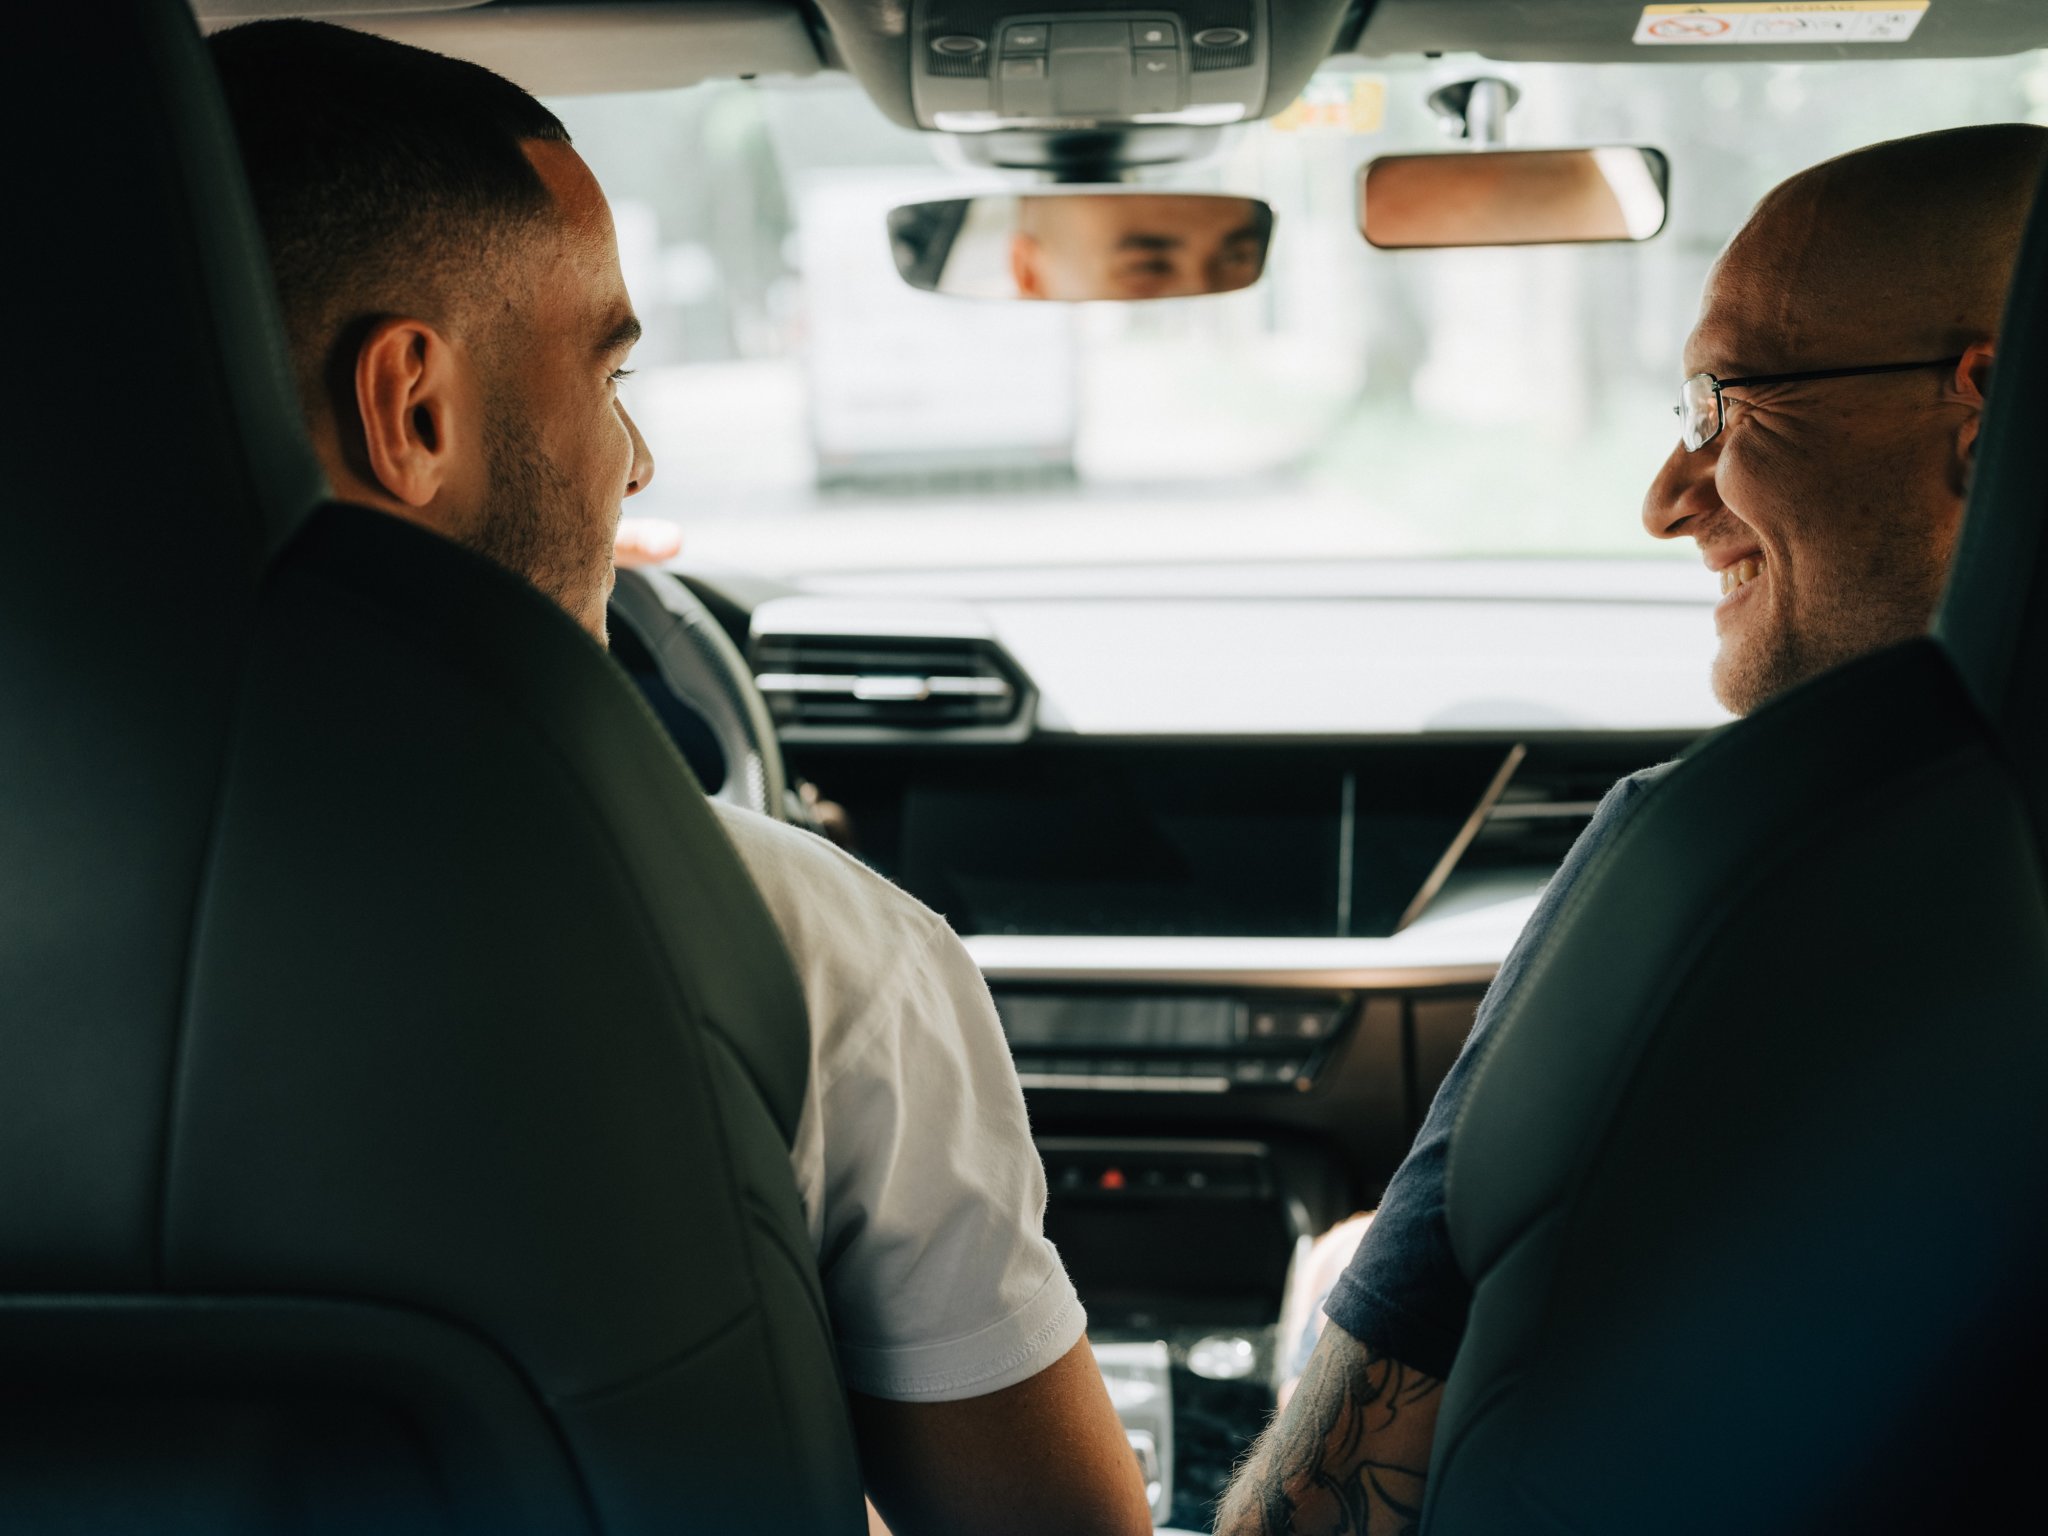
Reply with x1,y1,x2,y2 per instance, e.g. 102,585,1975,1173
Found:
1711,511,1951,718
476,391,609,631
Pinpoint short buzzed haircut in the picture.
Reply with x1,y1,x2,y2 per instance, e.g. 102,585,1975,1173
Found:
208,19,570,415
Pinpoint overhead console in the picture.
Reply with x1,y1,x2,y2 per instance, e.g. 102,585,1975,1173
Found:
813,0,1354,132
914,6,1268,131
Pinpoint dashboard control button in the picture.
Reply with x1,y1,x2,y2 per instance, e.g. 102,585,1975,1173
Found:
1230,1057,1308,1087
1000,55,1047,80
1003,24,1048,51
1133,21,1176,47
1249,1005,1341,1041
1293,1008,1336,1039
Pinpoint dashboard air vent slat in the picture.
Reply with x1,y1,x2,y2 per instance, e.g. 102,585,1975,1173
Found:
751,636,1023,731
1468,769,1617,867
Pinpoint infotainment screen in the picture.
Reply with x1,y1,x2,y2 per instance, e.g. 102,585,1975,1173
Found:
879,743,1514,938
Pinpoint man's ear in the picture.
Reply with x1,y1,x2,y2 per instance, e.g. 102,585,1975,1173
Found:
1010,233,1047,300
1945,340,1996,496
354,316,466,510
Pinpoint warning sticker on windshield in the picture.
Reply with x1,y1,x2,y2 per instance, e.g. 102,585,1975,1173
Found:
1635,2,1927,45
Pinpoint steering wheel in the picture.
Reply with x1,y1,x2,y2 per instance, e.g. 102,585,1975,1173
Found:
608,567,791,823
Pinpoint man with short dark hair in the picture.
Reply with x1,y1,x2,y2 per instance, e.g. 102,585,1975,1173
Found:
1009,193,1272,301
207,23,1152,1536
216,22,632,639
1216,121,2047,1535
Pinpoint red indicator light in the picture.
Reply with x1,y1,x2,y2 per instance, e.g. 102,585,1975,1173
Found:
1099,1167,1126,1191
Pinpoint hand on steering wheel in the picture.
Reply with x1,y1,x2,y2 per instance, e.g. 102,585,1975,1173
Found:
614,518,683,570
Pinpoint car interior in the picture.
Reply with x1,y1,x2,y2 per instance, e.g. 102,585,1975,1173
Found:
4,0,2045,1531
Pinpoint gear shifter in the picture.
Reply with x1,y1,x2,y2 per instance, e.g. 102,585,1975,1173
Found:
1092,1340,1174,1524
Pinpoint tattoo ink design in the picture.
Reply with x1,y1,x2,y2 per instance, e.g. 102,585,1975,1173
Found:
1213,1333,1443,1536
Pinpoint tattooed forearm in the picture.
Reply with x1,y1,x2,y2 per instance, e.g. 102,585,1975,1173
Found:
1213,1327,1443,1536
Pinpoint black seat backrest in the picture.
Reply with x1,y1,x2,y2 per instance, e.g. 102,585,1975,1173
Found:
1935,165,2048,856
1425,163,2048,1535
0,5,865,1532
1,0,324,1289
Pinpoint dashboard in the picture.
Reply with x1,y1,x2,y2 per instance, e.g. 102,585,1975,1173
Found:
810,740,1520,938
626,560,1716,1525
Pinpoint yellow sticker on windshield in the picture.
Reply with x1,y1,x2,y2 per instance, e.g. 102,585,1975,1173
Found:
1635,2,1927,45
1270,77,1386,135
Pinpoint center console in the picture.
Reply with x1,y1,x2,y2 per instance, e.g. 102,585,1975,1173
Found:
1046,1136,1323,1526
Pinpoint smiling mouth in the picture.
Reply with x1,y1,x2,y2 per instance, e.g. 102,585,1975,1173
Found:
1718,556,1765,596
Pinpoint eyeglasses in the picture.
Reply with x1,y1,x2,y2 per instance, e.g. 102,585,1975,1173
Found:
1675,356,1964,452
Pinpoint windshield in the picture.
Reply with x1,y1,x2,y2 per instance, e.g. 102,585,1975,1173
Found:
549,52,2048,580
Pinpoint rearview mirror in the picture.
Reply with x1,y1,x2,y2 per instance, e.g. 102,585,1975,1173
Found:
887,192,1275,302
1359,148,1669,250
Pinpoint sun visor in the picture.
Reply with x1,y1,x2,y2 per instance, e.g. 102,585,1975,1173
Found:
1356,0,2048,65
193,3,824,97
192,1,490,18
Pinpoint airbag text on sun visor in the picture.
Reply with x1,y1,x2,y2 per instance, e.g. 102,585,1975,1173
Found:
1634,2,1927,45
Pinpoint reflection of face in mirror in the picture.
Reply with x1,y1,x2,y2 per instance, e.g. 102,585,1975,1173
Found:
1008,195,1271,301
1362,149,1667,249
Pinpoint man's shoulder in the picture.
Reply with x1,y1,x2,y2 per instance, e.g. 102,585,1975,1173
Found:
1619,758,1681,796
708,800,950,981
1581,759,1681,842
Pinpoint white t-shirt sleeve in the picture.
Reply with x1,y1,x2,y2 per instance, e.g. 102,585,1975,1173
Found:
710,803,1086,1403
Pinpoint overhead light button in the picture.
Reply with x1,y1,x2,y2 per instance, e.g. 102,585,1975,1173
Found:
1132,47,1181,111
1193,26,1251,48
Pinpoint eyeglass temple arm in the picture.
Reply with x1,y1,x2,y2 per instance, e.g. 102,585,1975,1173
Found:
1715,355,1967,392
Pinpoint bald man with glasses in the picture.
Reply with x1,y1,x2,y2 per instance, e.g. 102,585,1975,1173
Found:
1216,121,2047,1536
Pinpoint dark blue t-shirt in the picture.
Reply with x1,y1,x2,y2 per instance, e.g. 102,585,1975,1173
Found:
1321,762,1676,1380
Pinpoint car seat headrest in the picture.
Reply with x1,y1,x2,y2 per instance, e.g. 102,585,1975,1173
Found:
0,0,327,1280
1935,156,2048,851
5,0,322,581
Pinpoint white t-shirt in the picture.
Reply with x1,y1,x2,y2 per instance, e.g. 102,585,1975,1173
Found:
709,801,1087,1403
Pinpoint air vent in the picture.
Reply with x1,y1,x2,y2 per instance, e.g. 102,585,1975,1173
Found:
1464,745,1695,870
751,635,1026,733
1465,766,1615,868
